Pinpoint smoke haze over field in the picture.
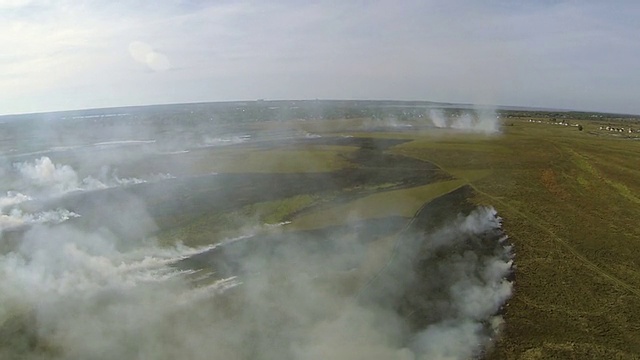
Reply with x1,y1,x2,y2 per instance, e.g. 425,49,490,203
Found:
0,200,512,359
13,156,146,195
428,109,501,134
0,109,514,359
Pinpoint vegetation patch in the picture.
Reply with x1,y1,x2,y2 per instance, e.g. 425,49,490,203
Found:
290,179,468,230
191,147,358,174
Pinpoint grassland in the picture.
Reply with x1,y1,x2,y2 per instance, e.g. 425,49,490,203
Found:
157,194,320,246
290,179,467,230
158,115,640,358
6,102,640,359
245,118,640,358
123,144,359,177
379,120,640,359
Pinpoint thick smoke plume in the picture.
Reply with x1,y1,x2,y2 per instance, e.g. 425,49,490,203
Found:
0,197,512,359
13,156,145,196
428,109,501,134
0,109,513,359
0,157,150,232
407,207,513,359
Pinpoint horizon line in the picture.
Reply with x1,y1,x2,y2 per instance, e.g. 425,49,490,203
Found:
1,99,638,118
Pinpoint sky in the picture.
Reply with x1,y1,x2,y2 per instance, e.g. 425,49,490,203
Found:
1,0,640,116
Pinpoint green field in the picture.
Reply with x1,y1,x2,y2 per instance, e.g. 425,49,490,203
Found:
153,115,640,358
165,114,640,359
382,120,640,358
261,120,640,358
0,108,640,359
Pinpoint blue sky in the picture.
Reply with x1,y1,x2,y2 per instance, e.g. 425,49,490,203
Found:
1,0,639,115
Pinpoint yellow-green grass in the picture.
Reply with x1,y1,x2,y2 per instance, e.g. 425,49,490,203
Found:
187,145,358,174
247,117,402,134
157,194,319,247
195,118,640,357
289,179,468,230
245,194,319,224
381,118,640,358
160,116,640,358
123,145,359,177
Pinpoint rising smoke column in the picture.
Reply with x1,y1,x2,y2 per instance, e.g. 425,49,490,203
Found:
407,207,513,359
352,205,513,360
429,109,448,128
14,157,80,195
429,108,501,134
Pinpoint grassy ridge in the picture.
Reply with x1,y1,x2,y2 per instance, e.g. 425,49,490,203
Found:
381,121,640,358
156,117,640,358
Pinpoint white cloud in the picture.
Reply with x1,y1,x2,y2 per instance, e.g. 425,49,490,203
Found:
1,0,640,115
128,41,171,72
0,0,33,9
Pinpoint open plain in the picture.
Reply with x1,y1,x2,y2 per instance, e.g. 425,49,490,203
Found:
1,102,639,359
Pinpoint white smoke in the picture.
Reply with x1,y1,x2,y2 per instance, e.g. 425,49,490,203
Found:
0,217,240,359
0,201,512,360
201,135,252,147
148,172,177,181
428,109,501,134
0,192,32,209
429,109,448,128
366,206,513,359
0,157,161,232
0,104,514,359
0,190,79,231
12,157,147,198
15,157,81,195
304,132,322,139
0,225,217,299
0,208,79,229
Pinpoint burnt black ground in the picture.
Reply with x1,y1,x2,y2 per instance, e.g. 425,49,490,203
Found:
18,136,451,241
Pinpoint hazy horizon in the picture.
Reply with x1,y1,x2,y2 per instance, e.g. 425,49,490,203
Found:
0,98,631,119
2,1,640,116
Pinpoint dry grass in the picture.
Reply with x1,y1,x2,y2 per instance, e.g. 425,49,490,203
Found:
161,117,640,358
289,179,468,230
189,146,358,174
374,119,640,358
